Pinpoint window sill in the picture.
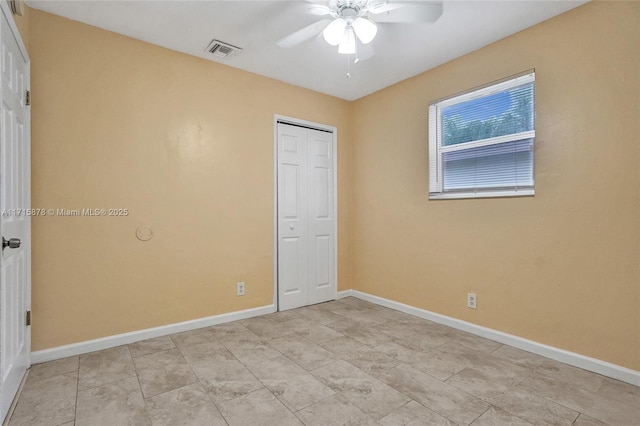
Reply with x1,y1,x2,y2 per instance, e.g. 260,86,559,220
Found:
429,189,535,200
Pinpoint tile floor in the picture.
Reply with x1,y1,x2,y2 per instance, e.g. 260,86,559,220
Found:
6,297,640,425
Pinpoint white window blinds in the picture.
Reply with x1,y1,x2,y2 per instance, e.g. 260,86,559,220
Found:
429,72,535,199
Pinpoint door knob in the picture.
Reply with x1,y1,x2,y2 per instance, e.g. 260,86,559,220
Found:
289,225,295,230
2,237,21,250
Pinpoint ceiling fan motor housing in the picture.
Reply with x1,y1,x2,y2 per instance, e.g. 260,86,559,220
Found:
332,0,370,21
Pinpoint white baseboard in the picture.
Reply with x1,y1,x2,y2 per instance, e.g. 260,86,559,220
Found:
345,290,640,386
336,289,354,299
31,304,276,364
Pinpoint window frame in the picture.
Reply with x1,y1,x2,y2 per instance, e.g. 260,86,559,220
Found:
428,71,536,200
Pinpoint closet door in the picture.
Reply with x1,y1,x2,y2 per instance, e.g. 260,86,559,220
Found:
277,123,335,311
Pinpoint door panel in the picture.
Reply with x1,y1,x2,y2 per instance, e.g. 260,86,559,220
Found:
281,237,302,295
314,235,330,288
0,7,30,422
314,167,330,219
277,124,308,310
306,129,334,305
277,123,335,311
282,165,300,219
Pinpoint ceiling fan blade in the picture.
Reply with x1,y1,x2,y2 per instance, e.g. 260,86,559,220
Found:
368,1,401,14
308,4,333,16
369,2,443,23
277,18,332,48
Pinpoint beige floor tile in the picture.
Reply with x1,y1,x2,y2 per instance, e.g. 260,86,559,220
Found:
445,365,531,401
331,304,381,324
326,319,392,346
221,332,283,366
448,330,502,353
382,324,452,351
296,306,347,324
207,321,250,339
470,406,534,425
379,400,456,426
215,328,263,345
295,393,379,426
240,316,297,341
262,310,303,323
171,327,218,349
247,355,334,411
312,360,411,419
75,376,150,426
436,341,533,384
364,306,420,323
283,317,344,343
491,345,560,370
535,360,606,393
146,383,226,426
129,336,176,358
348,350,402,376
320,337,400,375
217,388,303,426
269,334,337,370
133,348,199,398
9,372,77,426
596,376,640,408
373,363,490,425
27,356,79,383
308,299,348,311
375,341,465,380
522,371,639,425
572,414,608,425
175,338,229,363
338,297,375,308
389,317,453,334
78,345,136,390
191,356,264,403
346,310,395,325
490,385,580,426
320,336,377,359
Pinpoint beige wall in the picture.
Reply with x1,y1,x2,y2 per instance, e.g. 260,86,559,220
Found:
27,9,352,350
351,1,639,370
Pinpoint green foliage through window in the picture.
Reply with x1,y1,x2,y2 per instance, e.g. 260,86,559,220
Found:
442,84,534,146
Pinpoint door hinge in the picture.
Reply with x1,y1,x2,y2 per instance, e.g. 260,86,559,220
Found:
26,310,31,326
25,90,30,106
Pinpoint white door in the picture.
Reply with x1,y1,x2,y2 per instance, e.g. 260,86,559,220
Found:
0,5,30,422
277,122,335,311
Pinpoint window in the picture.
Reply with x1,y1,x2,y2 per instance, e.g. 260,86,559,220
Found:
429,72,535,199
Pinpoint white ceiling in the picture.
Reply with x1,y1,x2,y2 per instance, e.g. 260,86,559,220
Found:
27,0,588,100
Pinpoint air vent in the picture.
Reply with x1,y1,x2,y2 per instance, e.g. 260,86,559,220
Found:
205,39,243,59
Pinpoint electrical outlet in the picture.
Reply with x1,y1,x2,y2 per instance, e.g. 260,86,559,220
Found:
236,282,245,296
467,293,477,309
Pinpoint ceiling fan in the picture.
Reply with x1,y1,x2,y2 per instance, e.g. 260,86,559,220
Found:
277,0,443,55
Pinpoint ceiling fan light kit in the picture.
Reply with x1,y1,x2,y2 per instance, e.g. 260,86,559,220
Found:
321,0,379,54
323,17,348,45
351,17,378,44
337,27,357,54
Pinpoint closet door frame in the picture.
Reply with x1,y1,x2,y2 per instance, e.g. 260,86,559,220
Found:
273,115,338,311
